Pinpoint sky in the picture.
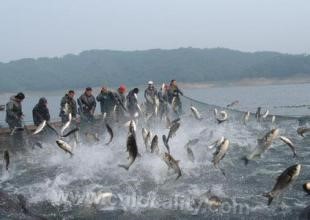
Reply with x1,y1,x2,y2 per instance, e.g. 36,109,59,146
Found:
0,0,310,62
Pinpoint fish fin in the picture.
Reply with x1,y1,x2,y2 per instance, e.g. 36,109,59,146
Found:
241,156,249,166
175,172,182,180
262,192,274,206
118,164,129,171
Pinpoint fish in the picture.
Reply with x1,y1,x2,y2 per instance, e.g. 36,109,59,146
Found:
216,111,228,124
192,190,222,210
150,135,159,154
128,120,137,136
184,138,200,148
60,113,72,135
263,164,301,205
226,100,239,108
186,147,195,162
271,115,276,124
171,97,179,113
279,136,297,157
61,127,79,138
142,128,148,140
162,135,170,153
56,140,73,156
212,139,230,170
144,131,151,150
190,106,203,121
3,150,9,170
105,123,113,145
297,127,310,137
243,111,250,124
165,116,171,129
163,152,182,180
262,110,269,119
167,122,180,142
33,141,43,149
208,137,224,149
214,108,218,117
63,103,69,115
119,133,139,170
32,120,47,135
303,182,310,194
243,128,280,164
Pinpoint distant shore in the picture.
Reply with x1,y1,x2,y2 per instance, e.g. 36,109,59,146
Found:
179,76,310,89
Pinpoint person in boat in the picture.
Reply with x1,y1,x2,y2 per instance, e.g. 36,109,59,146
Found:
144,81,158,116
126,88,140,118
78,87,96,123
96,86,119,123
168,79,183,115
59,90,78,124
158,83,169,119
114,85,127,123
32,97,50,126
5,92,25,130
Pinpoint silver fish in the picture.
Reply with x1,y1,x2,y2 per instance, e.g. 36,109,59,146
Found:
163,152,182,180
60,113,72,135
243,111,250,124
297,127,310,137
279,136,296,157
226,100,239,108
190,106,202,121
167,122,180,141
216,111,228,124
32,120,47,135
150,135,159,154
119,133,139,170
263,164,301,205
244,128,279,164
212,139,229,169
56,140,73,156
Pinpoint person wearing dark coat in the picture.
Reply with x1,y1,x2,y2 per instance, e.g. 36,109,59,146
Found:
115,85,127,123
96,86,118,123
32,97,50,126
78,87,96,123
167,79,183,115
5,92,25,129
59,90,77,124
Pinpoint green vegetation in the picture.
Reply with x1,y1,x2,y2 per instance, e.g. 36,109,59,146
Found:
0,48,310,91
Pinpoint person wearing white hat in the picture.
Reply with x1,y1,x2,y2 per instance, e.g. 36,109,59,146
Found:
144,81,158,115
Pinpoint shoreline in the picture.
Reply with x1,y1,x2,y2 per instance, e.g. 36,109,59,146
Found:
179,76,310,89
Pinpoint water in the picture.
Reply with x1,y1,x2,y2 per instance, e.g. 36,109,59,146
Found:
0,83,310,219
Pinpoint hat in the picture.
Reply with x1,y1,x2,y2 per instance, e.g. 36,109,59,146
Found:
86,87,92,91
15,92,25,100
133,88,139,94
148,81,154,85
118,85,126,93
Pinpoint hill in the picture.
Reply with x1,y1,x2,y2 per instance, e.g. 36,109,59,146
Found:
0,48,310,91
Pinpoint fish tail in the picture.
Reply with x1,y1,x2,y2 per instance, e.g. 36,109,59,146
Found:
118,164,129,171
263,192,274,206
175,172,182,180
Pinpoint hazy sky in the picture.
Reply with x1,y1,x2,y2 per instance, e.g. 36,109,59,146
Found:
1,0,309,62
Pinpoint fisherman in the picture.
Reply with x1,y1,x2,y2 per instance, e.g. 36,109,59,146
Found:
96,86,119,123
32,97,50,126
59,90,77,124
5,92,25,130
158,84,169,119
126,88,140,118
115,85,127,123
78,87,96,123
168,79,183,114
144,81,158,116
